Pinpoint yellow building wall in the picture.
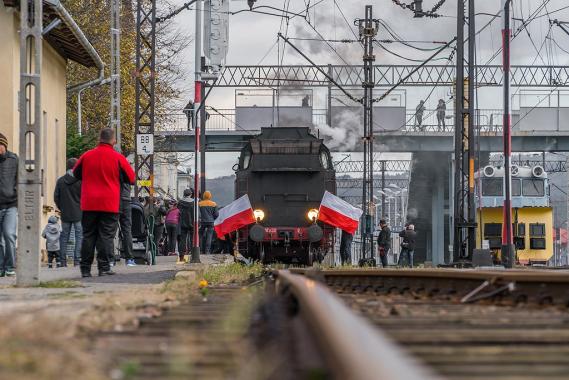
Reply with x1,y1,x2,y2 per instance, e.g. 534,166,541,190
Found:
0,4,68,229
476,207,554,264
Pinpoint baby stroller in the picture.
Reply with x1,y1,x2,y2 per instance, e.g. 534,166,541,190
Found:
131,200,155,265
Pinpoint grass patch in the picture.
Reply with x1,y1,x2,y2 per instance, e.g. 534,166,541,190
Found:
202,262,264,285
116,360,140,379
160,262,264,301
36,280,83,289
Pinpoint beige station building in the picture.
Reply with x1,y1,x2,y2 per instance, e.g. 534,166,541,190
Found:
0,0,102,229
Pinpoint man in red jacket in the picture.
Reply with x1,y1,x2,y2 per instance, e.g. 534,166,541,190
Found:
74,128,135,277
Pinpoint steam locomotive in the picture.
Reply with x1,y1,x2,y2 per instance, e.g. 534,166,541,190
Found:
234,127,337,264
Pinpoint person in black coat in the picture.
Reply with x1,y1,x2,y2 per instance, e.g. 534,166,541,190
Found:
398,224,417,268
339,229,353,265
177,188,194,262
0,133,18,277
54,158,82,266
376,219,391,268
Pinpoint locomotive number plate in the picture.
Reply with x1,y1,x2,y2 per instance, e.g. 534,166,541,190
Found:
265,228,277,234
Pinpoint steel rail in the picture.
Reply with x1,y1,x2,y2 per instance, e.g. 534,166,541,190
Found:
294,268,569,283
291,268,569,306
273,270,440,380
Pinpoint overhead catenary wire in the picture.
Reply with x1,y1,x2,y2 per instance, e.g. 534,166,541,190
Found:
277,32,361,104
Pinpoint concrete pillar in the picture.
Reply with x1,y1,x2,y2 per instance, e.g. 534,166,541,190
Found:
431,169,445,266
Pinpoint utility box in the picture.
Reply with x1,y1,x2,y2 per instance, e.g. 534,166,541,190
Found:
472,249,493,267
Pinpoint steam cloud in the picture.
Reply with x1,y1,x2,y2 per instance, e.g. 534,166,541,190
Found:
314,108,362,151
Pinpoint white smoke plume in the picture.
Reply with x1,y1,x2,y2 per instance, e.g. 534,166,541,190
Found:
314,109,362,151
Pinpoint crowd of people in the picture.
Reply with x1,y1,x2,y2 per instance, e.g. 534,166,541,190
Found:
141,188,221,264
0,127,420,277
0,128,223,278
339,219,417,268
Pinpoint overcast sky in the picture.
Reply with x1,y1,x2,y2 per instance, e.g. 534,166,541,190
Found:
165,0,569,177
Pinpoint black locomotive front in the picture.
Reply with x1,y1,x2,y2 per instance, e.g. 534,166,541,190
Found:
234,127,336,264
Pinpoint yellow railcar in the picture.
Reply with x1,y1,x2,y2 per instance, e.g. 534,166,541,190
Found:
475,165,553,265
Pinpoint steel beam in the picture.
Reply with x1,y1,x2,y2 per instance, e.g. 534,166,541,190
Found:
334,160,411,173
337,178,409,189
216,65,569,88
154,131,569,153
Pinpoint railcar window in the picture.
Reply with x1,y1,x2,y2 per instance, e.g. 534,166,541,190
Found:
482,178,503,196
529,223,546,237
242,150,251,169
512,179,521,196
530,238,546,250
522,179,544,197
516,223,526,237
320,150,330,169
484,223,502,237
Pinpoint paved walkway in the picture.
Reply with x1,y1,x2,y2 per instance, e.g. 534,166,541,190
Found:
0,254,233,315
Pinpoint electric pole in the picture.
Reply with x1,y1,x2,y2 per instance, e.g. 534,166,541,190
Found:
17,0,43,286
453,0,477,264
111,0,121,148
356,6,379,264
191,0,203,264
501,0,515,267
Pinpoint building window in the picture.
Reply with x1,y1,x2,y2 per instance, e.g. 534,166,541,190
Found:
55,119,60,175
42,111,47,197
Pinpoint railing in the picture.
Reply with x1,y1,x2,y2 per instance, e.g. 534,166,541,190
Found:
157,108,508,134
385,108,505,134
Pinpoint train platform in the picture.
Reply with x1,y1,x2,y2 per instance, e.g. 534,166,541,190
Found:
0,254,233,315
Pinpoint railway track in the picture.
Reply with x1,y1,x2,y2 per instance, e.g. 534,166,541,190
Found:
95,268,569,379
290,268,569,380
97,286,257,379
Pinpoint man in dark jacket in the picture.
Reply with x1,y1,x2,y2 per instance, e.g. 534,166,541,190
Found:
74,128,135,277
0,133,17,277
178,188,194,262
144,195,167,255
54,158,82,267
339,229,353,265
376,219,391,268
398,224,417,268
198,190,219,254
117,146,136,267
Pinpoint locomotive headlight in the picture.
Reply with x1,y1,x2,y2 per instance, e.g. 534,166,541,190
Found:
253,209,265,222
307,209,319,222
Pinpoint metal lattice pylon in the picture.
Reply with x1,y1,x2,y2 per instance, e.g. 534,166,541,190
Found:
111,0,121,147
134,0,156,196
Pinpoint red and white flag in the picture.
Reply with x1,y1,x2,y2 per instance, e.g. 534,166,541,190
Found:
214,195,256,237
318,191,363,235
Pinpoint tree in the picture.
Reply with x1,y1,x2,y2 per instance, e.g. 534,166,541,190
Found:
64,0,190,155
66,125,97,160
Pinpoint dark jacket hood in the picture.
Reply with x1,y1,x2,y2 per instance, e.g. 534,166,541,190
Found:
179,196,194,206
63,172,79,185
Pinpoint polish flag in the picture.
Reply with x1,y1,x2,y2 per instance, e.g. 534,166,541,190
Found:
214,195,256,237
318,191,363,235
